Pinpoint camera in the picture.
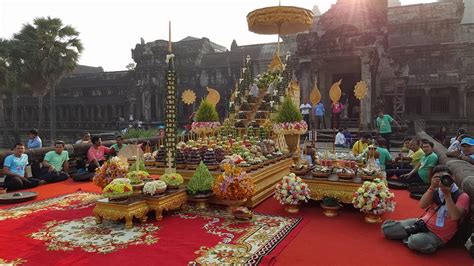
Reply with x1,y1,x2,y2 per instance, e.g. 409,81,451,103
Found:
404,219,428,235
440,174,454,187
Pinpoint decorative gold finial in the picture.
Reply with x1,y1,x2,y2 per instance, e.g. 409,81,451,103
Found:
168,20,172,53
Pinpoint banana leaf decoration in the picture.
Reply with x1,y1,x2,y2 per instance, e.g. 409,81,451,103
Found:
354,80,368,100
329,79,342,103
310,84,321,105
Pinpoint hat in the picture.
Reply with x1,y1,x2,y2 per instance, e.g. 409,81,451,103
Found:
461,138,474,146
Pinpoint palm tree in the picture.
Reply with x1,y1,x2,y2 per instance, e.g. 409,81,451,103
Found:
12,17,83,143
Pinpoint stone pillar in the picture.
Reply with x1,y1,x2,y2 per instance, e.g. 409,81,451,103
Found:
298,62,312,102
458,86,466,118
360,53,372,129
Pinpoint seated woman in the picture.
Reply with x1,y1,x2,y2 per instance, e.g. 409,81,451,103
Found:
87,136,111,172
138,141,153,154
75,132,91,144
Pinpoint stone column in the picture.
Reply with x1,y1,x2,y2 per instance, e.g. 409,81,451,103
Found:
298,61,312,102
360,53,372,129
458,86,466,118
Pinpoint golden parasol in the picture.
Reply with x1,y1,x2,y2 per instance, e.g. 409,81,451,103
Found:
247,4,313,70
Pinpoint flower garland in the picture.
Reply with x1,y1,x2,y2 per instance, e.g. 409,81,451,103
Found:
273,120,308,135
212,163,255,200
93,157,129,188
352,178,396,215
191,121,221,135
274,173,311,205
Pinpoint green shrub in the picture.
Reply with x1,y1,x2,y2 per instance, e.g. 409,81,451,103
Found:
276,96,303,123
187,161,215,195
196,99,219,122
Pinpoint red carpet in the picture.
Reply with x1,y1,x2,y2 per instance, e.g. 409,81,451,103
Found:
1,179,472,265
0,189,301,265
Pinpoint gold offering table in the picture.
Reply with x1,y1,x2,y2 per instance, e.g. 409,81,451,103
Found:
93,189,188,229
301,177,362,204
94,198,149,229
148,158,293,208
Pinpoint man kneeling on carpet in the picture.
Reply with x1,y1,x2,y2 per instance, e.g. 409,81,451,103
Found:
2,143,40,191
38,141,70,184
382,165,470,254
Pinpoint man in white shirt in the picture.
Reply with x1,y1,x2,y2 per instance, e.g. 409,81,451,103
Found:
300,102,312,129
335,128,346,148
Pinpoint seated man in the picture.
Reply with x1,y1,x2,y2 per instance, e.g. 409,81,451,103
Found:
388,140,437,185
447,135,470,157
400,137,413,153
388,138,424,177
87,136,111,172
382,165,469,254
352,133,371,156
39,141,69,184
2,143,40,191
376,138,392,173
458,137,474,164
110,135,127,155
335,128,346,148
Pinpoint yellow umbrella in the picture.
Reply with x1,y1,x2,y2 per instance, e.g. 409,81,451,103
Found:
247,5,313,70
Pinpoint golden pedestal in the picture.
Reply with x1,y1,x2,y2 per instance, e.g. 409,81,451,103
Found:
145,188,188,221
148,158,292,208
303,178,362,204
93,198,149,229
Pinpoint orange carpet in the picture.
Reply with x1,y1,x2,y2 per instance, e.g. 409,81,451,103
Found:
3,179,472,265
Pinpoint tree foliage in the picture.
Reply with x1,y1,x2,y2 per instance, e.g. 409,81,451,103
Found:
11,17,83,96
196,98,219,122
276,96,303,123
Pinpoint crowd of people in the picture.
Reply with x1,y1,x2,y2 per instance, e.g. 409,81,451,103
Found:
1,129,159,190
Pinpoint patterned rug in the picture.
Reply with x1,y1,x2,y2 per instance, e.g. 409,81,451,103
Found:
0,191,302,265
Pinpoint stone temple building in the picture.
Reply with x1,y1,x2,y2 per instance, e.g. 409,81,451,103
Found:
1,0,473,144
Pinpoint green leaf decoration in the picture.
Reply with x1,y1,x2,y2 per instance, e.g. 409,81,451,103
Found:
276,96,303,123
196,99,219,122
187,161,215,195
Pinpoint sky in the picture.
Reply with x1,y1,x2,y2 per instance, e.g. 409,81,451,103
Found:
0,0,437,71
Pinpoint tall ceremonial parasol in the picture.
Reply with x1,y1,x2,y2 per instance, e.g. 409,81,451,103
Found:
247,2,313,70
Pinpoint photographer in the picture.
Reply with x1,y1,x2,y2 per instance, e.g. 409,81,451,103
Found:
382,165,469,254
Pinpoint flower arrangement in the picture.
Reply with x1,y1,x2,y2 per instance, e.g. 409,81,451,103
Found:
273,97,307,135
102,182,133,200
143,180,167,196
254,72,283,90
274,173,311,205
126,170,149,184
160,173,184,187
352,178,396,215
93,157,129,188
212,163,255,200
187,161,215,195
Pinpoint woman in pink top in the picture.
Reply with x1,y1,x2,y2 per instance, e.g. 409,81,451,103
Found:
382,165,469,254
331,101,343,129
87,136,111,172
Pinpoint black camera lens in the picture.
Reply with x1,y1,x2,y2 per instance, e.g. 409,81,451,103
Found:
440,174,454,187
